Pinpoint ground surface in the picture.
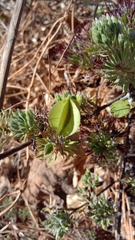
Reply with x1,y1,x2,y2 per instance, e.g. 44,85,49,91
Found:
0,1,135,240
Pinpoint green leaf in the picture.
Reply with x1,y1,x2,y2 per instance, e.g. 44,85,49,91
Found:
44,142,53,155
49,98,81,137
111,99,130,118
49,98,70,134
14,133,24,139
61,99,80,136
17,110,27,122
26,110,35,127
48,153,57,168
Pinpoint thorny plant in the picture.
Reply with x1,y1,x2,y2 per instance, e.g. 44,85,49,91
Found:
0,0,135,239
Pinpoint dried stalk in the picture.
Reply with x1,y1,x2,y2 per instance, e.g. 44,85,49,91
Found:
0,0,25,110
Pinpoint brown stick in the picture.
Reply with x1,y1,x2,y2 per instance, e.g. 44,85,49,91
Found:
0,140,33,160
0,0,25,110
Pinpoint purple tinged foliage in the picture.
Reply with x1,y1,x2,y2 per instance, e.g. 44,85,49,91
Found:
56,0,135,73
109,0,135,28
66,21,104,70
55,20,103,70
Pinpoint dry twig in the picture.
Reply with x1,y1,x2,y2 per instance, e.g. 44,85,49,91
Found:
0,0,25,110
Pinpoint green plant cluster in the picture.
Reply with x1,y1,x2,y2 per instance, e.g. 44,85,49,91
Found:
42,209,71,239
91,14,126,48
55,91,83,106
78,169,115,230
88,131,117,162
0,91,120,168
42,169,115,239
123,177,135,195
93,15,135,92
67,12,135,92
7,109,37,140
1,197,30,222
88,194,114,229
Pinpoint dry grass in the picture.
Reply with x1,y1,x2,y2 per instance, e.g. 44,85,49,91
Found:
0,1,135,239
